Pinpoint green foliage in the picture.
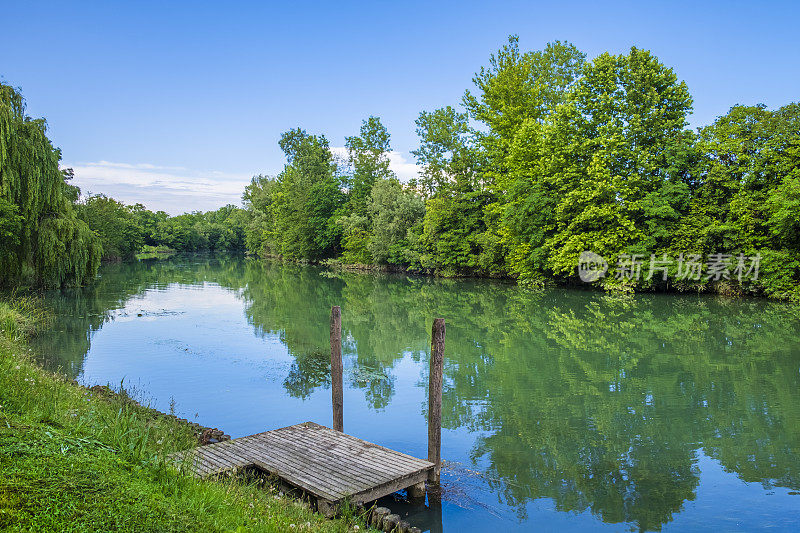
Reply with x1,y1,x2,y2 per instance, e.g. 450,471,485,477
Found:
344,116,393,217
408,106,502,274
767,165,800,249
135,245,175,260
230,35,799,299
0,197,22,256
0,296,47,342
463,35,585,185
525,47,695,283
78,195,145,261
270,129,345,260
670,103,800,298
131,204,168,247
72,195,247,258
0,83,102,288
411,106,480,196
8,35,799,298
368,178,424,265
144,206,247,253
337,213,372,264
412,191,490,274
335,117,416,266
241,175,279,256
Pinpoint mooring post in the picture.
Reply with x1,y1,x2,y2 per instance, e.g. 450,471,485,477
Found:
428,318,445,483
330,305,343,432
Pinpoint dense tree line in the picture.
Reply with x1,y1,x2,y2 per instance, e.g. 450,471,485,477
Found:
76,196,247,261
243,37,800,299
3,37,799,297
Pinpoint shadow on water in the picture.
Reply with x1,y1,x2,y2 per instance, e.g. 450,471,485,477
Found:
376,494,444,533
30,254,800,532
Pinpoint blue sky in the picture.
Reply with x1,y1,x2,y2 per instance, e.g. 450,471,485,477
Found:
3,1,798,213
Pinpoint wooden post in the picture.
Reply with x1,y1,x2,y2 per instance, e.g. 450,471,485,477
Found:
408,481,426,500
428,318,445,483
330,305,343,432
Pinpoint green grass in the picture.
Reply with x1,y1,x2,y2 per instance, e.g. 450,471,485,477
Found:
0,295,48,343
0,296,373,532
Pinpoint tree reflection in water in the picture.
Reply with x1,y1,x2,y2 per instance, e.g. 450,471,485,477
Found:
32,255,800,531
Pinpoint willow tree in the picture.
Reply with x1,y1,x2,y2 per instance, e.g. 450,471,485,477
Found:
0,83,102,287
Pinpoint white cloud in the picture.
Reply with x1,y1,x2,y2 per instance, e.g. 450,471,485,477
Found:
387,151,421,183
329,147,421,183
62,151,422,215
63,161,252,215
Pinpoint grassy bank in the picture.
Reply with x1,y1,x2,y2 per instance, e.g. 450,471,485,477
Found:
0,297,369,532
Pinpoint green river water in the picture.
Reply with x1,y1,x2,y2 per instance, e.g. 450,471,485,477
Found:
32,254,800,532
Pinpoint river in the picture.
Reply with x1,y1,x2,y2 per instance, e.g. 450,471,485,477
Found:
31,254,800,532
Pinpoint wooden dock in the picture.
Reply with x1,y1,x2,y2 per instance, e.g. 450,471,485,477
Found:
171,308,446,522
172,421,435,515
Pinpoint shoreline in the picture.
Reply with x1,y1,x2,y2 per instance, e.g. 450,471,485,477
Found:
259,254,786,302
0,303,377,532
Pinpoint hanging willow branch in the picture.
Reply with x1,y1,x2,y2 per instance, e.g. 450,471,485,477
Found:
0,83,102,287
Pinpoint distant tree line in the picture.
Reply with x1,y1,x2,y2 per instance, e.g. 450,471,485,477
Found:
2,36,799,297
75,196,247,261
1,82,250,287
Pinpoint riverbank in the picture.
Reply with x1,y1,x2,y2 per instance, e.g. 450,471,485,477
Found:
0,297,371,532
292,255,794,301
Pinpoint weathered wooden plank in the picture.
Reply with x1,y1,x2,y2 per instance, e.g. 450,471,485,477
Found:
305,423,433,468
244,435,371,497
408,480,426,499
195,444,240,466
275,435,409,484
178,444,252,478
241,438,358,497
251,459,339,501
264,425,426,467
309,437,431,476
168,420,435,506
249,437,386,499
270,425,433,490
315,497,337,518
202,441,246,462
192,451,232,473
284,438,427,484
272,427,415,480
242,444,344,498
350,469,430,504
259,434,386,486
299,422,433,468
200,442,251,470
184,450,224,475
182,440,247,471
254,431,389,491
250,442,428,502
